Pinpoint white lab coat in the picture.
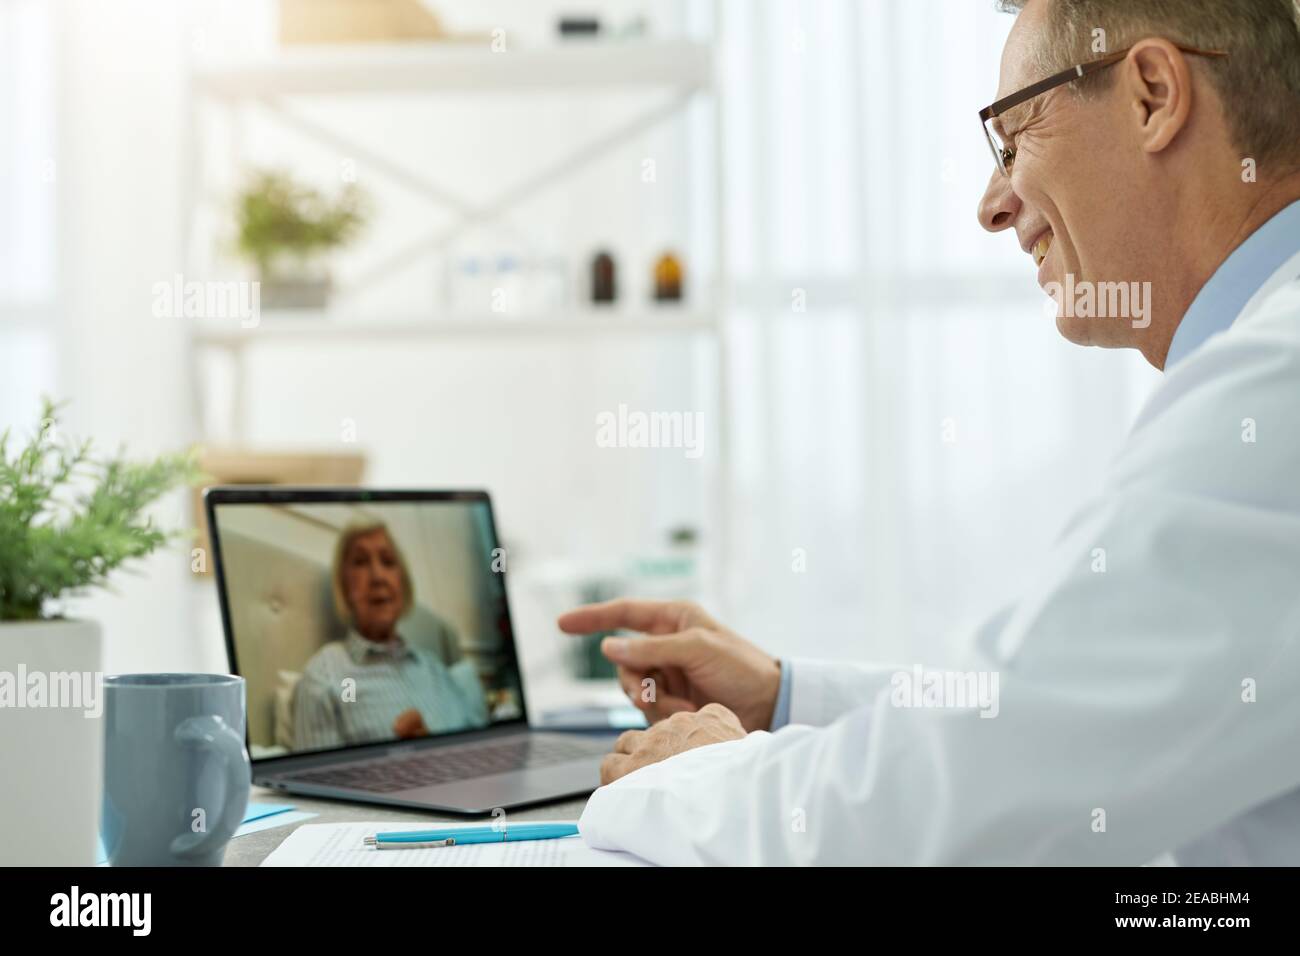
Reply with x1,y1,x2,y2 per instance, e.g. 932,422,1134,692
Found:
579,258,1300,866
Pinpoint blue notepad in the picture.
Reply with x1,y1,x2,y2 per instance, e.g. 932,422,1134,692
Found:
241,802,295,823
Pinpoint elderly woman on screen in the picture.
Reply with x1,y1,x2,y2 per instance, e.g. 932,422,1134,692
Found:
292,521,489,752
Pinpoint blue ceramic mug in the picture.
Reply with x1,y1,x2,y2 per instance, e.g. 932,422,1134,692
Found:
101,674,251,866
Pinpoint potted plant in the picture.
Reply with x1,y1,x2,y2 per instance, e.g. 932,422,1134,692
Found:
0,400,198,865
234,169,369,310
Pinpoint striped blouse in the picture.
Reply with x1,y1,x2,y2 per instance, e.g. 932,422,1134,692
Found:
292,629,489,752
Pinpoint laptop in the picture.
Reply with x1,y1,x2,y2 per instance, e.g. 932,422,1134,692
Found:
206,486,619,814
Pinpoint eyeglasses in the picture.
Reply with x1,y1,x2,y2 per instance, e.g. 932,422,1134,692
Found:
979,44,1228,178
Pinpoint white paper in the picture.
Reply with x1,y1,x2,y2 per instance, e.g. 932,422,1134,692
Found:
261,821,650,867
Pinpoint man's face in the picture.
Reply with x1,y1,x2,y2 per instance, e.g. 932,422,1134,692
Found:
978,0,1146,348
342,529,406,640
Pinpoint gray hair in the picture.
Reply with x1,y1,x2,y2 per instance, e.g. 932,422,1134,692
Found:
998,0,1300,166
330,521,413,626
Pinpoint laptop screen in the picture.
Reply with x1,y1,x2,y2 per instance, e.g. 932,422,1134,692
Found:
208,491,525,760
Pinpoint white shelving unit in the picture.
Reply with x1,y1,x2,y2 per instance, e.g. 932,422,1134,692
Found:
182,26,731,596
192,40,713,96
195,309,720,347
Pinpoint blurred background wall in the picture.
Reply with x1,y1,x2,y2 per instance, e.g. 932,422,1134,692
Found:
0,0,1161,701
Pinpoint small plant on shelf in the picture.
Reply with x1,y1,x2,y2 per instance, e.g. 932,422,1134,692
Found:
234,169,369,309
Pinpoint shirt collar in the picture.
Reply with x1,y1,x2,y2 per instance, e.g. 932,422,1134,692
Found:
1165,198,1300,369
345,629,414,664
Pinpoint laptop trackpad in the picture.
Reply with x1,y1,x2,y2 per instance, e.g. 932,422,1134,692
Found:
402,757,604,814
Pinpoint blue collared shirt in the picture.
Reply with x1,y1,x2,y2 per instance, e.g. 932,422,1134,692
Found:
292,628,489,751
769,198,1300,733
771,660,793,730
1165,198,1300,368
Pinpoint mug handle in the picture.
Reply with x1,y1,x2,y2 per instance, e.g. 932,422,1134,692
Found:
168,714,251,861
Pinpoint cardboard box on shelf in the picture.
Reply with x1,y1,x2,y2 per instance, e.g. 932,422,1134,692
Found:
279,0,448,45
191,448,367,575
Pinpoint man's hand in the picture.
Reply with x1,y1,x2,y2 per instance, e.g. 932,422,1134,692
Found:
599,703,747,785
557,598,782,732
392,707,428,739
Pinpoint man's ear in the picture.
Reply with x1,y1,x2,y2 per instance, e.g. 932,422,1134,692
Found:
1123,38,1193,154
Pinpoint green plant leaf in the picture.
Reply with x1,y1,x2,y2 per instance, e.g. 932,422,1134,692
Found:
0,399,201,621
234,169,369,275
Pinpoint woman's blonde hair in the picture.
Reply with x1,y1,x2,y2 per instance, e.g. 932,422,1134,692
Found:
330,521,414,626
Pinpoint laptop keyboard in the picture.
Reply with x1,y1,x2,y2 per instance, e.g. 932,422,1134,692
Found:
284,736,609,793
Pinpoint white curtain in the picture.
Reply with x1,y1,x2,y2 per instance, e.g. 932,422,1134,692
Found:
710,0,1162,664
0,0,57,431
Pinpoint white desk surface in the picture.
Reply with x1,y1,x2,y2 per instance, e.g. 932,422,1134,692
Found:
223,786,592,866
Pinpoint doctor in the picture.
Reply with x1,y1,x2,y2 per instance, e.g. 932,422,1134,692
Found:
566,0,1300,865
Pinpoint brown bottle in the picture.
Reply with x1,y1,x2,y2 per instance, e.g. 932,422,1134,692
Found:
592,251,616,304
653,250,683,302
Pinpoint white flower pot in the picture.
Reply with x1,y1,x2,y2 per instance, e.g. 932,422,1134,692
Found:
0,619,103,866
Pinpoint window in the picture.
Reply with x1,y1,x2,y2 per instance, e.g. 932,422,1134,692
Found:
0,0,57,428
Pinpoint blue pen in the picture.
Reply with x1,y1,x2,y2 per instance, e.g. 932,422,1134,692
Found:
363,823,580,849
